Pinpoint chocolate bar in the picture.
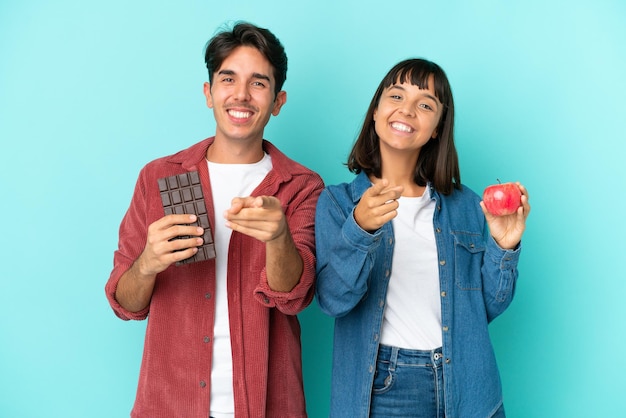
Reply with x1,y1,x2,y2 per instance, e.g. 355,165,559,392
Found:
157,171,216,264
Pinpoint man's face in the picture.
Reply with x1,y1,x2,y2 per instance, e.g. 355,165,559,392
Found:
204,46,286,145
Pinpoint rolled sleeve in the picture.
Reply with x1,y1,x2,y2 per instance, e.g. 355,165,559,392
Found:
105,264,150,321
254,171,323,315
253,250,316,315
315,187,385,318
483,236,522,319
105,168,153,322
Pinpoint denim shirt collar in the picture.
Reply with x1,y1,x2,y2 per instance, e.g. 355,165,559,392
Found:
351,171,441,205
349,172,373,203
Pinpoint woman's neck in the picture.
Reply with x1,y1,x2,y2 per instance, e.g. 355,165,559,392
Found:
378,152,424,197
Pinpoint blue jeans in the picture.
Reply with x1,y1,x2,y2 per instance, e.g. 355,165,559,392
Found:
370,345,445,418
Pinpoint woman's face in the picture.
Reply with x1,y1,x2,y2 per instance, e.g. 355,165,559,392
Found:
373,75,443,157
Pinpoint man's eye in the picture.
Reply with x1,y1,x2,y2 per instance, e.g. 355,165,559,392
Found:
390,95,402,100
252,81,266,87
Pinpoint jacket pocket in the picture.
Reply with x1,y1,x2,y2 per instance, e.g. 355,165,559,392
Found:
452,231,485,290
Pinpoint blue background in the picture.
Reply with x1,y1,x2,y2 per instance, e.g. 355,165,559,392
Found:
1,1,625,417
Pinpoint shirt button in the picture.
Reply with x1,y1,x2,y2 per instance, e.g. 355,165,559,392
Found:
441,291,447,297
445,358,451,364
199,380,206,388
369,365,374,373
385,270,390,277
203,336,211,343
379,300,385,308
205,292,212,299
443,326,449,332
374,333,379,341
439,260,446,266
263,296,270,304
436,227,441,233
388,238,393,245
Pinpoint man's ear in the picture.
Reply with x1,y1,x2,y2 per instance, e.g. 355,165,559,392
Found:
271,91,287,116
203,82,213,108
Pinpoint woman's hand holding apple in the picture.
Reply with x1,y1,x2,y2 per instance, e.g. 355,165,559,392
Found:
480,182,531,250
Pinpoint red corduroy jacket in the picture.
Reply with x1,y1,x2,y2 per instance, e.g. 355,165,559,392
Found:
106,137,324,418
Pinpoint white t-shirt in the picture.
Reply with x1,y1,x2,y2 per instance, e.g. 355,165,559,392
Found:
380,187,442,350
207,153,272,418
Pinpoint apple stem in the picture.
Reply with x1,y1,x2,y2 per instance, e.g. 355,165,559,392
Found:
497,178,501,184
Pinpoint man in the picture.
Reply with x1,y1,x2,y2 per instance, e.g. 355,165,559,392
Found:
106,22,324,418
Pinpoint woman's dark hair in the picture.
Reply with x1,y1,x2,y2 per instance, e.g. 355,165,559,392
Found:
347,58,460,194
204,22,288,98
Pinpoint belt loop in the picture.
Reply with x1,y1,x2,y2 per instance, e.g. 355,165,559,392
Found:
389,346,399,373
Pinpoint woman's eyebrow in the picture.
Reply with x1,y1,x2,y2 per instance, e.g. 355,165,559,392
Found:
389,85,439,103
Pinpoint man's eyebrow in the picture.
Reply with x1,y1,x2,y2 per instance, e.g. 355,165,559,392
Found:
217,69,271,82
252,72,271,82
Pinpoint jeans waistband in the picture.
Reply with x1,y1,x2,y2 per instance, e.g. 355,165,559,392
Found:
377,344,443,367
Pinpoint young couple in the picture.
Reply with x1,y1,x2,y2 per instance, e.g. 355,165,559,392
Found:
106,21,530,418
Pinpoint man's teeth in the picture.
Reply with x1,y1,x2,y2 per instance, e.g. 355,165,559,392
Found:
391,122,413,132
229,110,252,118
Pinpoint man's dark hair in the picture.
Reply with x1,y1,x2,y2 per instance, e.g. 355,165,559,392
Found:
347,58,461,195
204,22,288,98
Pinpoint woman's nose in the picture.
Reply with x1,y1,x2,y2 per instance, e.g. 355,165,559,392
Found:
398,102,415,116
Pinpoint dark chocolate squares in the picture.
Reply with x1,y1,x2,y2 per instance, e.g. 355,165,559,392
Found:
157,171,216,264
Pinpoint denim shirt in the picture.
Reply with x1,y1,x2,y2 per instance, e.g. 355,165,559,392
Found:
315,172,521,418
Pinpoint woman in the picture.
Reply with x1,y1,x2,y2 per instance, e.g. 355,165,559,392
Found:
315,58,530,418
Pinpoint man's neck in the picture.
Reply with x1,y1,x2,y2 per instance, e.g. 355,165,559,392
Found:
206,137,265,164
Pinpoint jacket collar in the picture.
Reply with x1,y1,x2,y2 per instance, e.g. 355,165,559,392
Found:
349,171,441,203
165,136,296,184
349,172,372,203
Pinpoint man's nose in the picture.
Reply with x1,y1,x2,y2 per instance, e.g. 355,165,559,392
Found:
233,83,251,101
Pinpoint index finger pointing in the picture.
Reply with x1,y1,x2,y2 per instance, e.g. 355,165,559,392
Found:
367,179,390,197
255,196,281,209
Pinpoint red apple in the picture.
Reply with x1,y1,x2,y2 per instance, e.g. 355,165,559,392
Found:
482,181,522,216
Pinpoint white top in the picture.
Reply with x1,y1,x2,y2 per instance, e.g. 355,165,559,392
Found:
380,187,442,350
207,154,272,418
